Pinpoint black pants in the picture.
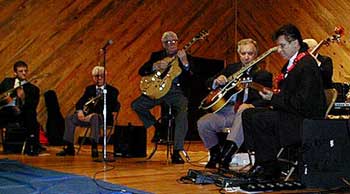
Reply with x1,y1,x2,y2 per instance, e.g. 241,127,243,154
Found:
0,107,39,143
242,107,303,164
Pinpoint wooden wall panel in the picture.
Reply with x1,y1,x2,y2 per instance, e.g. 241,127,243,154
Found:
1,0,350,130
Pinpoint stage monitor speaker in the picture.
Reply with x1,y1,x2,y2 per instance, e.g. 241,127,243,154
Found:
301,119,350,189
113,124,146,157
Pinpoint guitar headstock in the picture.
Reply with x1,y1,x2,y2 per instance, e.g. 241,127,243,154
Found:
324,26,345,45
184,30,209,51
193,30,209,41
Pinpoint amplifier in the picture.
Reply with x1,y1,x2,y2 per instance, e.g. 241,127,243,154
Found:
113,124,146,157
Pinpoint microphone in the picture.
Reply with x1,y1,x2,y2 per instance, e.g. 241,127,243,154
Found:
100,39,113,51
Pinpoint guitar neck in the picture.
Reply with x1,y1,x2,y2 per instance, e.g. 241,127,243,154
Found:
248,82,272,93
227,46,278,81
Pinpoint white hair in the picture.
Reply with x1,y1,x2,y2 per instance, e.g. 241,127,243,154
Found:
91,66,105,75
161,31,178,42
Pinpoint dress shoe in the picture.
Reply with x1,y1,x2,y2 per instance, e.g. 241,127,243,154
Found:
56,147,75,156
205,144,221,169
219,140,238,170
171,150,185,164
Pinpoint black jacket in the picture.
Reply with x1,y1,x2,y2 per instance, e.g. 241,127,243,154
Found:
76,84,120,124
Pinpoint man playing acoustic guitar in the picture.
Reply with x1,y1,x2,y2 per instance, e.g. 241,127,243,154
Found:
132,31,193,164
0,61,40,155
197,38,273,170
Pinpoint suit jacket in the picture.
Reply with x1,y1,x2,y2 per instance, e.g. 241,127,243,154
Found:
0,77,40,112
272,54,326,119
317,54,333,89
138,50,193,94
76,84,120,125
207,62,272,107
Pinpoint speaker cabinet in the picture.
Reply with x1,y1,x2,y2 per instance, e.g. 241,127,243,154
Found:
301,119,350,189
113,124,146,157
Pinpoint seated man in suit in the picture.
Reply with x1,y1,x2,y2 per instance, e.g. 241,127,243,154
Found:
242,24,326,180
57,66,120,158
0,61,40,156
197,38,272,170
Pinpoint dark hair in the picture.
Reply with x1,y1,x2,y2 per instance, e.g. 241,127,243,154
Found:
272,24,308,51
13,60,28,72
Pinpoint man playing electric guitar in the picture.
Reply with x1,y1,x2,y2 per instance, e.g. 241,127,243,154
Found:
197,39,272,170
132,31,193,164
0,61,40,156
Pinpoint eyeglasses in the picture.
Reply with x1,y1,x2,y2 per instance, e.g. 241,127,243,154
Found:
163,40,178,45
93,74,104,78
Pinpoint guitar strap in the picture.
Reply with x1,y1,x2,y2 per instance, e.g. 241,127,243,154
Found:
274,52,308,91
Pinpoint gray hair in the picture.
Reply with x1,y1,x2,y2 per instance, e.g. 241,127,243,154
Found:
237,38,258,54
92,66,105,76
161,31,178,42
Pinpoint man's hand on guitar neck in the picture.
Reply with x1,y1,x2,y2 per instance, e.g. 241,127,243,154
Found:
177,49,189,67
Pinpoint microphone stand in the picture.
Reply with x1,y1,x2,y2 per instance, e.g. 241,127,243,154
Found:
95,45,115,162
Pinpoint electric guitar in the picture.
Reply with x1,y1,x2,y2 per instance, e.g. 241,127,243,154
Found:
0,73,50,110
199,46,278,113
139,30,209,99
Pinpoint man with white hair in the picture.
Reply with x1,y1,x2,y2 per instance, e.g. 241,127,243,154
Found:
57,66,120,158
132,31,192,164
303,38,333,88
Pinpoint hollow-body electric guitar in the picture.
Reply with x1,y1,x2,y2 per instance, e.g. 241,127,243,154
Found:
199,46,278,113
139,30,209,99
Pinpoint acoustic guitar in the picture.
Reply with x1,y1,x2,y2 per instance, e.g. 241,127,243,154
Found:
139,30,209,99
199,46,278,113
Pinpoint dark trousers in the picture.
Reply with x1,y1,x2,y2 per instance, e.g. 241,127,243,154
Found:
63,113,102,144
131,85,188,151
0,107,39,143
242,107,303,164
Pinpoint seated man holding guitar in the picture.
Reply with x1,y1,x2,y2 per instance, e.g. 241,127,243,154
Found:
0,61,40,156
132,31,195,164
197,38,272,170
56,66,120,158
242,24,327,181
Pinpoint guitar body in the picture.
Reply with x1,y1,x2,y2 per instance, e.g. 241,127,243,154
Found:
140,59,182,99
199,80,245,113
139,30,209,99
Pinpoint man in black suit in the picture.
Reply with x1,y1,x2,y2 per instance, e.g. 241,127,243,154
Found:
57,66,120,158
0,61,40,155
131,31,192,164
303,38,333,89
197,38,272,170
242,24,327,180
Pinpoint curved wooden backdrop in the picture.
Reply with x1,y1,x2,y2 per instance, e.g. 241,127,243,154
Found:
1,0,350,128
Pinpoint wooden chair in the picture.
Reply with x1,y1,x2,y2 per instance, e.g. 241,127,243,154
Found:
277,88,338,181
76,112,119,154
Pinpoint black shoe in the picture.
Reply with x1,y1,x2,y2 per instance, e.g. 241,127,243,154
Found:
56,147,75,156
24,136,39,156
219,140,238,170
171,150,185,164
205,144,221,169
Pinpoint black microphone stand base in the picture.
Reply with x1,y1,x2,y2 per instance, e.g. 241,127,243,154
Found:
93,151,115,163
